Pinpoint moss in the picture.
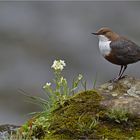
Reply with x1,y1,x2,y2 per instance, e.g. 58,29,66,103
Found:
20,90,140,139
133,130,140,139
44,134,72,140
45,90,102,139
95,124,131,139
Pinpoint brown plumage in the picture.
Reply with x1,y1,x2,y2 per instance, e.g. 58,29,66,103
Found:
92,27,140,81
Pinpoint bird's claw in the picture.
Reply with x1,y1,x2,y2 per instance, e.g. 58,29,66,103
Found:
109,75,127,83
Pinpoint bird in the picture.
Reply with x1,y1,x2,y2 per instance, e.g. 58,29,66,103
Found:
92,27,140,82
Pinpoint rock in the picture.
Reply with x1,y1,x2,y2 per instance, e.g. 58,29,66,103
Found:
98,76,140,117
19,76,140,139
0,124,19,140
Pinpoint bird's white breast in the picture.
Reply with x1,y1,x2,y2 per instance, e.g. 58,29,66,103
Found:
98,35,111,57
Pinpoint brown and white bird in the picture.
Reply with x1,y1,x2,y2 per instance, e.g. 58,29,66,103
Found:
92,27,140,81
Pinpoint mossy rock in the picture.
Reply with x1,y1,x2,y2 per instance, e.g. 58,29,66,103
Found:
20,76,140,139
43,90,140,139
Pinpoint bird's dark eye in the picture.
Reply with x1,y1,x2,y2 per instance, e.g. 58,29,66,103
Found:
102,31,106,34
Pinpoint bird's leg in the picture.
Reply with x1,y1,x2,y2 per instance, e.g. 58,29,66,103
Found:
112,65,127,82
118,65,127,79
118,65,123,77
111,65,123,82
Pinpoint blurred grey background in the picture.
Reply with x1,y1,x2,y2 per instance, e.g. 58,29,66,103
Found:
1,1,140,125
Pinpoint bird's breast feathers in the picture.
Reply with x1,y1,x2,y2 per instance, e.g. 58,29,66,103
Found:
98,39,111,57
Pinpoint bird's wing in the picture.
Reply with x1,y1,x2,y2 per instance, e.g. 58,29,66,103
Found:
110,37,140,64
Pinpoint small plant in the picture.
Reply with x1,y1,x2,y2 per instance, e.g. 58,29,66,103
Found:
106,108,129,123
77,114,99,134
92,73,98,89
81,79,87,92
21,59,83,115
43,60,83,109
15,116,50,139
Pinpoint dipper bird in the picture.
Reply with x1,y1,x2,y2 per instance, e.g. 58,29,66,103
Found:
92,27,140,81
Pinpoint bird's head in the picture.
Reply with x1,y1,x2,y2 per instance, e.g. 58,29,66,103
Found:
92,27,119,41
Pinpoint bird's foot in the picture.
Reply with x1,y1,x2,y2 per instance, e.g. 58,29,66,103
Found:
109,75,127,83
109,77,119,83
121,75,127,79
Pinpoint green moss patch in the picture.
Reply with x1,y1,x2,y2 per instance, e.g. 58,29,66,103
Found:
45,90,102,139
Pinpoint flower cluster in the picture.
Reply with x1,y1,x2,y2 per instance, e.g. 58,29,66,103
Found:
51,60,66,71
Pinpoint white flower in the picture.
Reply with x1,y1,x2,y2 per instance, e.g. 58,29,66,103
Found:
51,60,66,71
78,74,83,80
47,82,51,86
60,60,66,67
43,82,51,89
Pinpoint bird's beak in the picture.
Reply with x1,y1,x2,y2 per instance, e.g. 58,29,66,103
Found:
91,32,99,35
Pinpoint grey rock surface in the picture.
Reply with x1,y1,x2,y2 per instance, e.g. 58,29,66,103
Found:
98,76,140,117
0,124,19,140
